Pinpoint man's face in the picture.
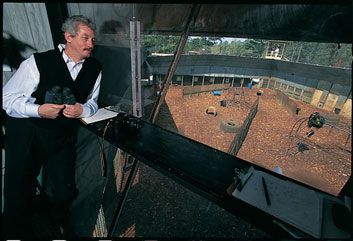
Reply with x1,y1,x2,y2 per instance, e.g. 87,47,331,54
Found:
65,23,96,61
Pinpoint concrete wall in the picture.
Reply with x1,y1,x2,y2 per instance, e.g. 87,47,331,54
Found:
148,55,351,86
148,55,352,118
261,78,351,119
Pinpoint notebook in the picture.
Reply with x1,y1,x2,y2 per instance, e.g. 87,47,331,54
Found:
80,108,118,124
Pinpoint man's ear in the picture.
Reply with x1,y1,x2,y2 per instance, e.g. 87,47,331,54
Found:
64,32,72,43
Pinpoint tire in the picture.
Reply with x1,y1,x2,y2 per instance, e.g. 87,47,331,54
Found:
205,106,217,116
220,119,241,133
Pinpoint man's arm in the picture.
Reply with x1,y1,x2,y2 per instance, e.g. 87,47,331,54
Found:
3,55,65,119
3,55,41,118
38,104,65,119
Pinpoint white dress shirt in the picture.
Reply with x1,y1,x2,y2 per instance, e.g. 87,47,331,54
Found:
3,44,102,118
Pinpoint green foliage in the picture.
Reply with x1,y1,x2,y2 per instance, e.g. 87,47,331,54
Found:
142,34,180,53
242,39,268,58
184,37,215,53
283,42,352,68
142,34,352,68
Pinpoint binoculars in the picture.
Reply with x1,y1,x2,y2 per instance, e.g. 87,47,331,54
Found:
45,85,76,105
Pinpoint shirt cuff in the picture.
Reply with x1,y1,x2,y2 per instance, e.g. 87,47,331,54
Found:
79,104,91,118
26,103,41,118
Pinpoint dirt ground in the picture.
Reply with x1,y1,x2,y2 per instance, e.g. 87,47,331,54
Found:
161,86,351,195
115,85,351,238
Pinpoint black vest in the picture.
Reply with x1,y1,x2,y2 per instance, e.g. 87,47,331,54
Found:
31,48,101,130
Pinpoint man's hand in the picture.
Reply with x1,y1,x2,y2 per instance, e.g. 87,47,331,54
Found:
63,103,83,118
38,104,65,119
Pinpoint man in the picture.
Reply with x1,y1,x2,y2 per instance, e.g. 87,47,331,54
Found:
2,15,102,237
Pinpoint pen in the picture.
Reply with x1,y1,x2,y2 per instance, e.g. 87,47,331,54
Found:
262,176,271,206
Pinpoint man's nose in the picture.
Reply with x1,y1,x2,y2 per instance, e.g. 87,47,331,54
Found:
87,39,94,48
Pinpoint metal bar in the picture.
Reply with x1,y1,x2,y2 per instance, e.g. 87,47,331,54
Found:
296,42,303,62
130,20,142,118
149,4,202,123
107,158,139,237
281,43,286,59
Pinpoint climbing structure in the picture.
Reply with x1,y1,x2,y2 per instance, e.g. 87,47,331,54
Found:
224,87,250,108
287,113,351,158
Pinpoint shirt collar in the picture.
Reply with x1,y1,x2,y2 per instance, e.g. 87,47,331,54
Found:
58,44,85,64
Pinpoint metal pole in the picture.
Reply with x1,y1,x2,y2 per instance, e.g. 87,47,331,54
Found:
130,20,142,118
281,43,286,60
107,158,139,237
296,42,303,63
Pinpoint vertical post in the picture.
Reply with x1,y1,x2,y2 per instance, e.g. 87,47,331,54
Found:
296,42,303,63
266,41,270,57
291,45,297,61
130,20,142,117
202,75,205,86
181,75,184,86
231,77,234,87
281,43,286,59
300,89,305,101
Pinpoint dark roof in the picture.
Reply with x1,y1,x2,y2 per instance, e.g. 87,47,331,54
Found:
135,4,351,43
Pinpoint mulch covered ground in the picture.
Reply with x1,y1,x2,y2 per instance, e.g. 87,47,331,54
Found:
162,86,351,195
115,85,351,238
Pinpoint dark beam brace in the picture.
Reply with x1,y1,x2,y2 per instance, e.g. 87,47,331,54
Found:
149,4,202,123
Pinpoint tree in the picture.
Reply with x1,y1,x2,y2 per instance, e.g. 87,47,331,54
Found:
142,34,352,68
184,37,210,53
142,34,180,54
243,39,267,58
